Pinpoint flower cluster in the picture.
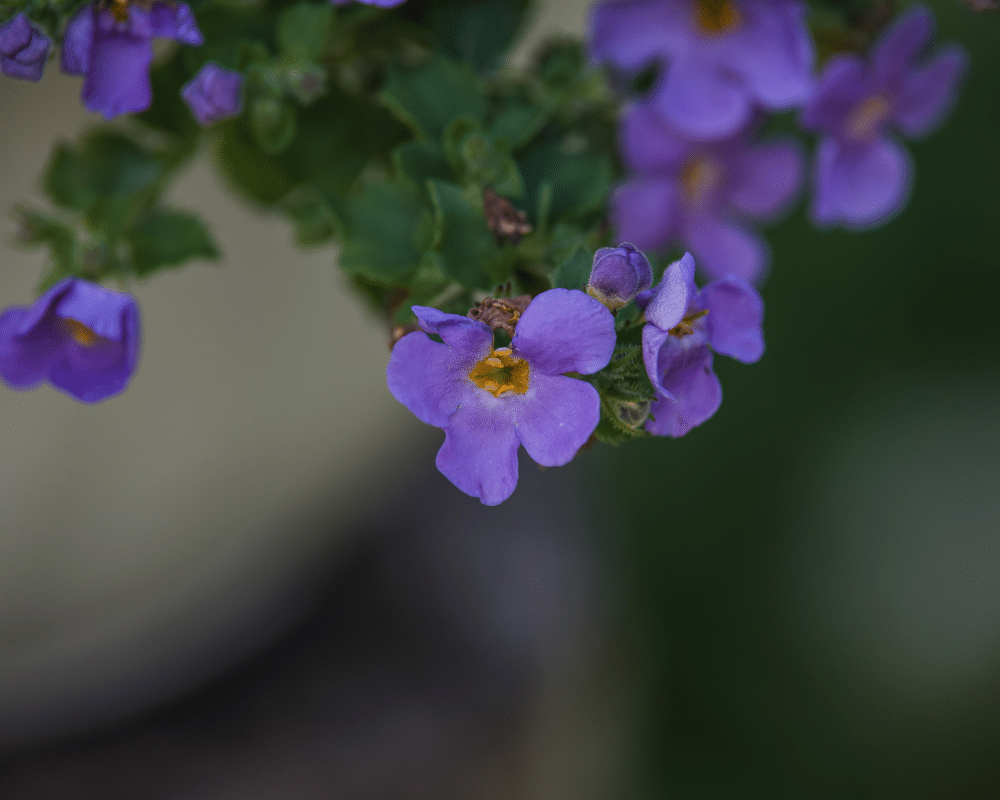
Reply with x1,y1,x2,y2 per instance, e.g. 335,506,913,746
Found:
592,1,966,276
0,278,140,403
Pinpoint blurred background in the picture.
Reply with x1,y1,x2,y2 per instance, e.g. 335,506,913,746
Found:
1,0,999,797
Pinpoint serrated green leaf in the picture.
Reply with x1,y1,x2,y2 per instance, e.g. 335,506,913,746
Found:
552,244,592,291
276,1,333,61
127,209,220,277
378,56,487,140
426,179,501,288
339,182,431,279
428,0,532,75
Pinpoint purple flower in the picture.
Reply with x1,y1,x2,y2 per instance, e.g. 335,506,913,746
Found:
0,278,141,403
182,63,243,125
61,2,203,119
329,0,407,6
639,252,762,437
612,101,803,284
387,289,616,505
588,242,654,311
590,0,814,140
0,13,51,81
800,5,967,228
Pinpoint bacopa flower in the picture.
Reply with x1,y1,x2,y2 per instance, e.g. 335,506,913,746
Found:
640,252,762,437
329,0,408,6
800,5,967,228
387,289,616,505
61,1,203,119
613,102,803,284
587,243,654,311
589,0,814,140
181,63,243,125
0,13,51,82
0,277,140,403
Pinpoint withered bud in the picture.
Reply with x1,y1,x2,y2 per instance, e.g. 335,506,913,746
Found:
483,188,532,245
389,323,420,351
468,294,533,337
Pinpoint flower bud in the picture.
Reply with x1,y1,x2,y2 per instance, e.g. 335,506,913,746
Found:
0,13,51,82
586,242,653,311
182,63,244,126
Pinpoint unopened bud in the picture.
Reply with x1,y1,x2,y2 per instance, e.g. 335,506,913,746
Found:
586,242,653,312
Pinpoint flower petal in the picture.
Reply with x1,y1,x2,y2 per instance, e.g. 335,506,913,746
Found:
655,53,753,140
799,54,869,134
588,0,686,72
642,323,672,397
149,2,204,46
386,331,469,427
60,6,94,76
512,289,615,376
436,396,520,506
892,46,967,138
82,21,154,118
611,176,683,252
702,276,764,364
683,212,768,284
645,252,695,331
726,138,804,220
645,341,721,438
412,305,492,362
514,373,600,467
0,307,66,389
873,5,933,88
619,101,691,172
811,136,912,229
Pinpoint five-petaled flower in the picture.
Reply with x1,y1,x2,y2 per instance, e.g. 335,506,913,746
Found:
640,252,763,437
0,277,141,403
61,1,203,119
590,0,814,140
0,13,51,82
612,101,803,284
800,5,967,228
182,62,243,126
387,289,616,505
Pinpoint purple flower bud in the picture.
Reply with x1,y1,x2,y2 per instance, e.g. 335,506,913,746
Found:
0,13,51,82
587,243,653,311
181,63,243,125
0,278,140,403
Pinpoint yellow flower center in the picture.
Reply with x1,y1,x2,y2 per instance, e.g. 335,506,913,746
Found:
695,0,741,33
668,309,709,338
844,94,891,142
65,318,99,347
681,155,725,206
109,0,132,22
468,347,530,398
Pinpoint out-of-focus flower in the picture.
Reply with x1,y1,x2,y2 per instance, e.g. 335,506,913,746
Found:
61,2,203,119
590,0,814,140
182,63,243,125
612,102,803,284
640,252,762,437
587,242,653,311
800,5,967,228
387,289,616,505
0,277,141,403
0,13,51,81
329,0,408,6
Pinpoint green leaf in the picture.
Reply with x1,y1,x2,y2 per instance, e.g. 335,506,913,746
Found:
378,56,487,140
393,140,453,187
490,98,549,152
339,182,432,279
519,135,614,222
427,179,501,288
276,1,333,61
43,133,162,212
127,209,220,277
250,95,297,155
552,244,592,291
443,118,524,196
279,187,343,246
427,0,532,75
13,207,75,271
214,118,298,205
